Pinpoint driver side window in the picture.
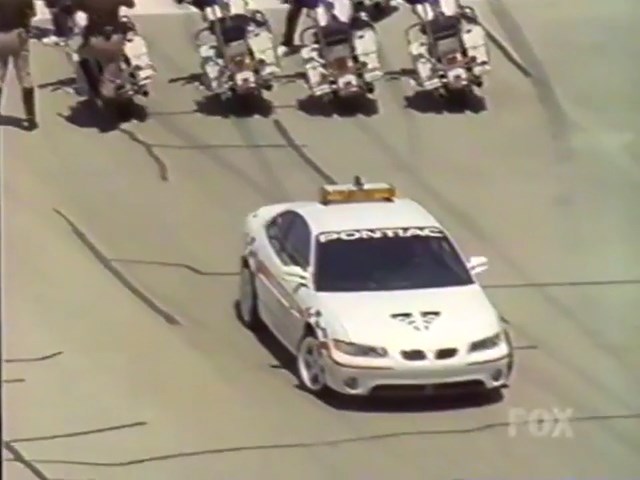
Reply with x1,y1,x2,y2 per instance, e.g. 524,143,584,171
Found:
265,211,311,269
282,215,312,270
266,211,296,266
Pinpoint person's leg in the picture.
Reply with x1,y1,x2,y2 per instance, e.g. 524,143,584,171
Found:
42,1,75,45
0,30,15,113
12,29,37,129
277,3,303,55
87,35,127,99
0,30,37,128
0,55,8,114
75,37,100,97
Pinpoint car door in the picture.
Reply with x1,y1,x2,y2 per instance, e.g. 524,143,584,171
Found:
277,214,314,349
254,210,298,342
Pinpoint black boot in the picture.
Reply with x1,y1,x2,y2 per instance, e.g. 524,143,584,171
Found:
22,87,38,131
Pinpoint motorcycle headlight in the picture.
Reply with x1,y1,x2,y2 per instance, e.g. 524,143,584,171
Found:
331,340,388,358
468,331,504,353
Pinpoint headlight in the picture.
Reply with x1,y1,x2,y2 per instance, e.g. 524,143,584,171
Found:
468,331,504,353
331,340,388,358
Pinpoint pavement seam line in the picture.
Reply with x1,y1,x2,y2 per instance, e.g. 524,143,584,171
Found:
3,441,51,480
117,127,170,182
53,208,182,326
481,21,532,78
271,119,336,184
3,351,64,363
8,413,640,467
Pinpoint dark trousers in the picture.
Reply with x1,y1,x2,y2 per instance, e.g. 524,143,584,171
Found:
44,0,74,38
51,9,74,38
282,4,304,46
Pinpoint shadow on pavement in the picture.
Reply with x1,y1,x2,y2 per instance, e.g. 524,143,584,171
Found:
404,90,488,115
297,94,380,118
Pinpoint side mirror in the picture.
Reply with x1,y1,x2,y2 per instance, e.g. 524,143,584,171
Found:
281,265,310,286
467,255,489,275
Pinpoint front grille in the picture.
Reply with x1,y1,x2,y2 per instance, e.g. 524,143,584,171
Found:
370,380,486,396
435,348,458,360
401,349,426,361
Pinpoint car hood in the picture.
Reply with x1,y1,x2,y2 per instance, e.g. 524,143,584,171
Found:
316,285,500,349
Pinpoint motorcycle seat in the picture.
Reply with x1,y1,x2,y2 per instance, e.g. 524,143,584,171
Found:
427,14,461,41
316,21,352,47
209,14,267,44
423,14,464,61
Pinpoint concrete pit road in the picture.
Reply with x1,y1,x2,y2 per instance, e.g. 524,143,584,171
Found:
2,0,639,478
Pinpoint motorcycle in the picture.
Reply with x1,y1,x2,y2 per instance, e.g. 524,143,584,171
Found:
195,0,281,107
299,0,383,105
405,0,490,103
70,16,156,120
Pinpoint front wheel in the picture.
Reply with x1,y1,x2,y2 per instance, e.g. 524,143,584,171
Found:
296,333,329,395
237,260,261,330
504,328,515,380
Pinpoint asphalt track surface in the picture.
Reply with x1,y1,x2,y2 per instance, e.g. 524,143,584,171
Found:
3,0,640,479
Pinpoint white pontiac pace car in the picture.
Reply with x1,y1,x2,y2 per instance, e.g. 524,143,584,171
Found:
237,177,514,397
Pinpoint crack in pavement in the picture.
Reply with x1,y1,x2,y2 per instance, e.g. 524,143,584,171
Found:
272,119,336,184
478,20,532,79
486,0,571,161
114,127,306,183
9,412,640,467
109,259,238,276
4,351,64,363
116,128,170,182
8,422,148,445
3,441,51,480
53,209,182,326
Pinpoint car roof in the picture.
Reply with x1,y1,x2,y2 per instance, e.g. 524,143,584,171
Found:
291,198,443,234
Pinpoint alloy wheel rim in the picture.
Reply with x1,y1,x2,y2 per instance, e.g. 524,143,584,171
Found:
298,338,326,391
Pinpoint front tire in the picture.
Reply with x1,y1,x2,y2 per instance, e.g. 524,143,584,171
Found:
296,333,329,395
504,328,515,380
238,260,261,330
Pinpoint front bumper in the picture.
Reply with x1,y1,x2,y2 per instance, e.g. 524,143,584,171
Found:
323,351,511,396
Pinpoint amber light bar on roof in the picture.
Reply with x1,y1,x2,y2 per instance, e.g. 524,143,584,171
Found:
320,176,397,205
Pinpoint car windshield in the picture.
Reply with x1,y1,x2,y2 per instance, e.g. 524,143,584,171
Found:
314,227,474,292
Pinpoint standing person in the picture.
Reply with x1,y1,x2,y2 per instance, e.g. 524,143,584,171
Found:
42,0,76,46
0,0,38,130
277,0,320,56
67,0,136,99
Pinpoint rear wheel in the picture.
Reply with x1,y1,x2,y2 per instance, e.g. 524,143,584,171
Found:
296,333,329,395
